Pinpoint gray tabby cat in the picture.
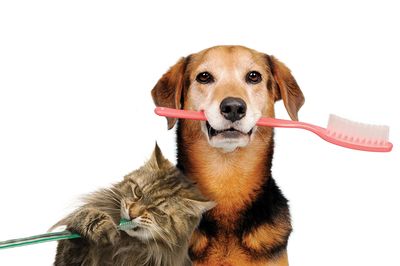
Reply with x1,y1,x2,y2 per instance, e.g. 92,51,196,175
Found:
53,144,214,266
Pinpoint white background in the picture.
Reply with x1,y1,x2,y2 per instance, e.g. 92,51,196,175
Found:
0,1,399,265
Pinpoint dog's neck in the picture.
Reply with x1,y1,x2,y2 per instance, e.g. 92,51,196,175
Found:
176,120,274,226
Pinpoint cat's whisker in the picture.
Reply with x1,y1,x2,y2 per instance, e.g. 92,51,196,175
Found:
100,197,120,208
143,223,164,243
149,223,176,250
104,192,122,205
106,189,123,203
108,187,122,198
156,226,175,245
147,226,160,252
54,146,211,265
105,193,120,202
98,207,120,212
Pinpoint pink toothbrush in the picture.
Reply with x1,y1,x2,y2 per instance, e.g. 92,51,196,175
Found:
154,107,393,152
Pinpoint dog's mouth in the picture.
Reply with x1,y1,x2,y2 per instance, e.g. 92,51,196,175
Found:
206,121,253,139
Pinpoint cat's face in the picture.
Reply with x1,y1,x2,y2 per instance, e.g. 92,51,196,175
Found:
119,180,168,241
117,145,214,246
119,178,213,246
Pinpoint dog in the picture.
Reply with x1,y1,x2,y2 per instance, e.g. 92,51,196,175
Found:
152,45,305,266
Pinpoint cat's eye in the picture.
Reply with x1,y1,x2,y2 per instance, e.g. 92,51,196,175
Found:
152,208,167,217
133,185,143,199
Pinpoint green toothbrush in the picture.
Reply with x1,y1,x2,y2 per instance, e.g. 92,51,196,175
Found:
0,219,137,250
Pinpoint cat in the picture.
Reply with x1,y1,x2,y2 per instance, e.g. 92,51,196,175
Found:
53,144,214,266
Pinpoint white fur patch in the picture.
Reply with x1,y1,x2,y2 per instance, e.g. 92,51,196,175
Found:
186,49,271,152
123,217,152,240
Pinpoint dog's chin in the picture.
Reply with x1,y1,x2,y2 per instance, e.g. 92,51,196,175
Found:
203,121,254,153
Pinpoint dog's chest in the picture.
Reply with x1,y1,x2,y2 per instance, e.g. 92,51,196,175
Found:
193,234,269,266
190,176,292,266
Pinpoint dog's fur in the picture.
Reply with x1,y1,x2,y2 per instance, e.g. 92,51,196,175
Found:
152,46,304,266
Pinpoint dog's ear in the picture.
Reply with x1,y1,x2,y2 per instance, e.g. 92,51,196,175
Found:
151,57,189,129
266,55,305,121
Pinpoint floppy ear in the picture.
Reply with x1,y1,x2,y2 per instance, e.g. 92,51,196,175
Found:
266,55,305,121
151,57,189,129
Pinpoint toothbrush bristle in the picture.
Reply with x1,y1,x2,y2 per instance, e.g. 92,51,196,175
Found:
327,114,390,146
118,219,138,231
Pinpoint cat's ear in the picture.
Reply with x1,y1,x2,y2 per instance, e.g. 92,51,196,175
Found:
183,197,216,217
146,142,172,170
184,199,216,217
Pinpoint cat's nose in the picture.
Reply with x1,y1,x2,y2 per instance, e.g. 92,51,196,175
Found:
129,206,141,219
129,213,139,220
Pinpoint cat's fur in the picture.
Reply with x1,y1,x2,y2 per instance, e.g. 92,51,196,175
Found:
53,144,214,266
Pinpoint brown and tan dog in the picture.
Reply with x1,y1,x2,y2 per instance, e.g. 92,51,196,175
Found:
152,45,305,266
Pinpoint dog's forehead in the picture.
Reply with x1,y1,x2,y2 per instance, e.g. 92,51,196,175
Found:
189,46,267,73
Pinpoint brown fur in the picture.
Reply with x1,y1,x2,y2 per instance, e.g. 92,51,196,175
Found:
53,145,214,266
152,45,304,265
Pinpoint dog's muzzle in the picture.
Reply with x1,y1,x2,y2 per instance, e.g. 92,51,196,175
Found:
202,97,256,152
204,97,253,139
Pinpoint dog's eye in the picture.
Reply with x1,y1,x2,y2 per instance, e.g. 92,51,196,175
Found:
246,71,262,84
196,72,214,84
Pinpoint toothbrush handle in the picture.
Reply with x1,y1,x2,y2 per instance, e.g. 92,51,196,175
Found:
154,107,392,152
155,107,206,121
257,117,327,134
0,219,136,250
154,107,327,136
0,231,80,249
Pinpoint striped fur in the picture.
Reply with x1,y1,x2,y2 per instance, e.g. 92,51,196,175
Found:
54,144,214,266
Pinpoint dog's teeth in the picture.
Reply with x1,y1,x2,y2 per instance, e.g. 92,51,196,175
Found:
206,121,253,138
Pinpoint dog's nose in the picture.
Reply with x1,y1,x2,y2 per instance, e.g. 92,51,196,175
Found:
220,97,247,122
